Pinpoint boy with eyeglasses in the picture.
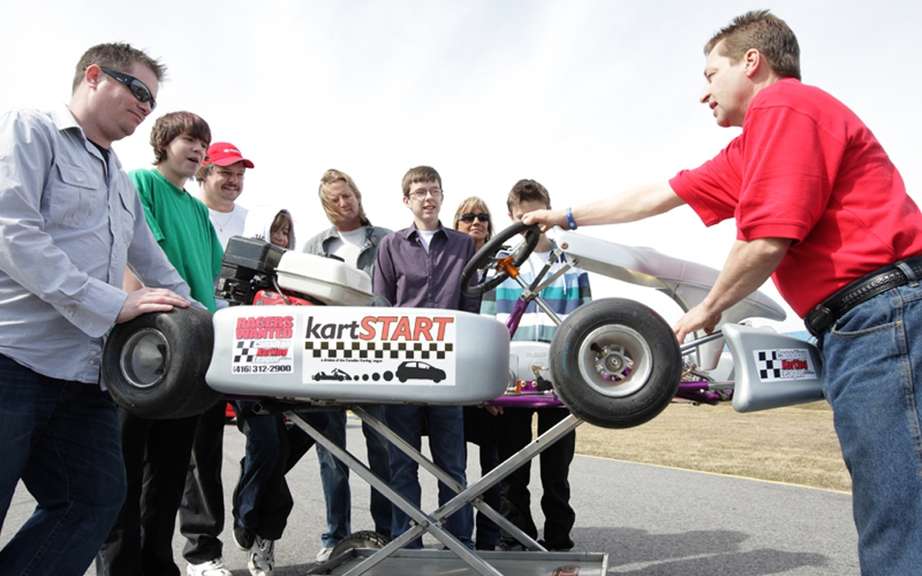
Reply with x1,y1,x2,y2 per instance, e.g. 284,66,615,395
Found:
482,179,591,552
96,111,226,576
0,43,193,575
373,166,479,548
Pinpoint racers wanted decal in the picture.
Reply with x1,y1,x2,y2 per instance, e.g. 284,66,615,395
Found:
753,348,816,382
303,313,456,386
232,316,294,375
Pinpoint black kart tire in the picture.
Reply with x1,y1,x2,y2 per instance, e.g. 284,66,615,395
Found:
461,222,541,296
329,530,390,560
550,298,681,429
103,307,219,419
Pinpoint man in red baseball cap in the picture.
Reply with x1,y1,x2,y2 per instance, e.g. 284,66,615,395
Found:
181,141,255,576
196,142,255,248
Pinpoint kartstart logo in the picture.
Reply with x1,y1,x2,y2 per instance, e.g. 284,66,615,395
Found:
305,315,454,342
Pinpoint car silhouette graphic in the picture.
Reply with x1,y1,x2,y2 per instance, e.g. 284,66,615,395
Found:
313,368,353,381
396,361,446,383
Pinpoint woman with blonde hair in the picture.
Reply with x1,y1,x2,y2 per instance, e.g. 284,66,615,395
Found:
299,169,393,561
453,196,492,251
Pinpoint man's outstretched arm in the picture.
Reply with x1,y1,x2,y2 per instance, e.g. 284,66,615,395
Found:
522,181,684,229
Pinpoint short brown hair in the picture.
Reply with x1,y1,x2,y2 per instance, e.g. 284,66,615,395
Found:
401,166,442,197
73,43,165,94
705,10,800,80
194,163,214,183
507,179,551,214
453,196,493,241
149,112,211,165
318,168,371,226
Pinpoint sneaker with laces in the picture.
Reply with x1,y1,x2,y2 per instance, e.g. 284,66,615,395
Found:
248,536,275,576
186,558,232,576
234,524,255,551
315,545,334,562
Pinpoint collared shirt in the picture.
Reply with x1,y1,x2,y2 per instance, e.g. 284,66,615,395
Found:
303,224,391,277
0,106,190,384
373,223,479,312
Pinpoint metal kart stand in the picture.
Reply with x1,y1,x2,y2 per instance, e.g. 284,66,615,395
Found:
285,406,608,576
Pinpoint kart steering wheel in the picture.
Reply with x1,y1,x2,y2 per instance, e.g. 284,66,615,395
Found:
461,222,541,297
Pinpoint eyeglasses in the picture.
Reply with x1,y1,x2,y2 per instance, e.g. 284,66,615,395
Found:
100,66,156,110
407,187,442,201
459,212,490,223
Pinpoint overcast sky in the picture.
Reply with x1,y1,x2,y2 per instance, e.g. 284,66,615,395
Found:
3,1,920,330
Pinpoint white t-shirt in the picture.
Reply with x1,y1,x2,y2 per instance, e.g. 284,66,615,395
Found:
208,205,249,249
417,229,438,252
326,227,367,269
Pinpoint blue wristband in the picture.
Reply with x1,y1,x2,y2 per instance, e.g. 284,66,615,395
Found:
565,207,578,230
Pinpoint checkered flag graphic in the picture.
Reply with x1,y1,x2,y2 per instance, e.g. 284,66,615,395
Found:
234,340,257,364
304,340,454,360
755,350,782,380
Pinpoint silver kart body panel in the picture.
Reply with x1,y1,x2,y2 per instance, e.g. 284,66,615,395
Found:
723,324,824,412
206,305,509,405
509,341,552,383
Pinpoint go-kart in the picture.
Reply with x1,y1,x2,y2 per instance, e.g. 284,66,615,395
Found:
101,229,824,575
461,222,824,427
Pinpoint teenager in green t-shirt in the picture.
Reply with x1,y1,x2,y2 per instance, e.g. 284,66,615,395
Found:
97,112,230,576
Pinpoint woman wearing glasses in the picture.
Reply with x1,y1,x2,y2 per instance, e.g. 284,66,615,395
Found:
452,197,502,550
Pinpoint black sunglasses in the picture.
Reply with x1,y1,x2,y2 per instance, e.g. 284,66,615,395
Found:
100,66,156,109
459,212,490,223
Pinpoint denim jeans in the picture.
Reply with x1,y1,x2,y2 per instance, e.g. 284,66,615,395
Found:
232,402,296,540
386,405,473,549
819,283,922,575
316,406,392,548
0,354,125,576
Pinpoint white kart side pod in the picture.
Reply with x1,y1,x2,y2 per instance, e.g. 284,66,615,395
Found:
723,324,824,412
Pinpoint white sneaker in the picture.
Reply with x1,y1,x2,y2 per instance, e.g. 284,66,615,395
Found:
316,545,334,562
186,558,232,576
248,536,275,576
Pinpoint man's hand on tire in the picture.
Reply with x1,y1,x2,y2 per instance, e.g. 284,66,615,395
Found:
117,288,190,324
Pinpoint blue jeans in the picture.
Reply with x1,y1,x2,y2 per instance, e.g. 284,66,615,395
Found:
232,402,296,540
819,283,922,575
386,405,473,549
0,354,125,576
316,406,392,548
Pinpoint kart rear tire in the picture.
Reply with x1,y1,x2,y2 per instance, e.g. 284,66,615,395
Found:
103,307,219,419
329,530,390,560
550,298,681,429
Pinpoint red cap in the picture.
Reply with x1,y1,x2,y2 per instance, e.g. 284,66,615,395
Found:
204,142,254,168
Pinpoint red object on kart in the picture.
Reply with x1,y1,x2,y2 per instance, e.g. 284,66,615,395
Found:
253,289,315,307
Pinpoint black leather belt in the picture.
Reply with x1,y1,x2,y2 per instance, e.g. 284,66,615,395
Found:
805,255,922,337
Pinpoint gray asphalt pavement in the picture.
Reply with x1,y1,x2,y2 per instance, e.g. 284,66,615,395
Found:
1,416,858,575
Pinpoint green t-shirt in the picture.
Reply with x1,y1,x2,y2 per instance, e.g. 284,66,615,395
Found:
130,169,223,312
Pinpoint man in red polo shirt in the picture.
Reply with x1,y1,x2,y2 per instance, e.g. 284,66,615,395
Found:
524,10,922,575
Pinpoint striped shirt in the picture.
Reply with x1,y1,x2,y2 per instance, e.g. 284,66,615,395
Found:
481,248,591,342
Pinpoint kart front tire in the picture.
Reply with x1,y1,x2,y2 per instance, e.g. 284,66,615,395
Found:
550,298,681,429
103,308,220,419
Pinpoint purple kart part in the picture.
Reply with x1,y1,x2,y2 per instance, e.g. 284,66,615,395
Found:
674,379,725,404
489,392,565,408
